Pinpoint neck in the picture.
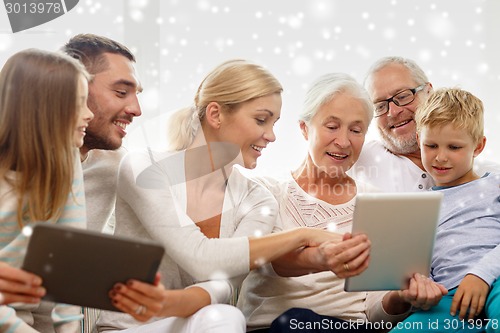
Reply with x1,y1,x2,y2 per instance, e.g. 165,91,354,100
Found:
399,149,425,171
80,146,90,162
292,156,352,187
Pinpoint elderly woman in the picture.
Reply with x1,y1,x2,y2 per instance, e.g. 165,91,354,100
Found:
237,73,447,332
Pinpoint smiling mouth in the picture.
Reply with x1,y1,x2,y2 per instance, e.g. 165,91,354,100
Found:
326,152,348,160
251,144,263,152
113,121,128,131
433,166,451,171
390,119,412,129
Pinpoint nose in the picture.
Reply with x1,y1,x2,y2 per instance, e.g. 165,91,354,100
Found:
264,127,276,143
333,128,350,148
85,106,94,122
125,95,142,117
435,149,448,162
387,100,403,118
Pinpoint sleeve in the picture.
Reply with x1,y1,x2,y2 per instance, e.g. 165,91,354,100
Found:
467,244,500,287
57,153,86,230
116,153,251,281
195,170,278,304
0,306,39,333
365,291,411,324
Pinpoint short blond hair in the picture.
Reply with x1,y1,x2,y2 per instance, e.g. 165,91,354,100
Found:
415,88,484,143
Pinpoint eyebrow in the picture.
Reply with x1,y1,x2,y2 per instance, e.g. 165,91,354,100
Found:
323,116,365,125
257,109,275,117
113,79,143,93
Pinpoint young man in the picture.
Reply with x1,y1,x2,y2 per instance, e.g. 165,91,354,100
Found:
389,88,499,332
349,56,500,192
62,34,143,233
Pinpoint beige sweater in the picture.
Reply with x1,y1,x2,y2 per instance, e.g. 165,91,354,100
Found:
238,174,408,331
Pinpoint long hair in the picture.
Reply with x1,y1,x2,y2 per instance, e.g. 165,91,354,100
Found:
0,49,89,227
166,59,283,151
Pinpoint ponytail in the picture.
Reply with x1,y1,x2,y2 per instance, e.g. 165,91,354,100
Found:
166,106,201,151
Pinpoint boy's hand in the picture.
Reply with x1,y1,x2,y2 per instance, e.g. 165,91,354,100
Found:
450,274,489,320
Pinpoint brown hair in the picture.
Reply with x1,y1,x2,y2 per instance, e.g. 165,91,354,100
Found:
62,33,135,74
0,48,89,227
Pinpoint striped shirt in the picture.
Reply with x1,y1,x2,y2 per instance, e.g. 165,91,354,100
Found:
0,155,86,333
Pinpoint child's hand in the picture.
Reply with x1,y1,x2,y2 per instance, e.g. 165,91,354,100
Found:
450,274,489,320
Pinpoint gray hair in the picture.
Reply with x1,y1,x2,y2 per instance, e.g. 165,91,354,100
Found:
364,56,428,92
299,73,373,124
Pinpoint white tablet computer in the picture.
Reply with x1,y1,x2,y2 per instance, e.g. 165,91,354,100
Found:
344,191,443,292
22,224,164,311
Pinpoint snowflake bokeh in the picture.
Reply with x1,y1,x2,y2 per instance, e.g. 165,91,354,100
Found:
0,0,498,176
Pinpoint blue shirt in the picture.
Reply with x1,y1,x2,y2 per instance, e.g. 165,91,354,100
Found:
430,173,500,289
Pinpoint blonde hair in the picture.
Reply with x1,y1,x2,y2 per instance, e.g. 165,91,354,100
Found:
167,59,283,150
0,49,90,227
415,88,484,143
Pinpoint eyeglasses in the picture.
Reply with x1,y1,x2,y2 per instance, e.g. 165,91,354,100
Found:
373,84,427,117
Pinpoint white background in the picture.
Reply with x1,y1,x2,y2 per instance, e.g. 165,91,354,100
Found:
1,0,499,176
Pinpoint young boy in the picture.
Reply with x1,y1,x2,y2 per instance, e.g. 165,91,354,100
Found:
389,88,500,333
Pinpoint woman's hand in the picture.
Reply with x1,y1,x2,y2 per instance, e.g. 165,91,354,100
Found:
109,273,166,322
319,233,371,278
450,274,489,320
0,262,45,304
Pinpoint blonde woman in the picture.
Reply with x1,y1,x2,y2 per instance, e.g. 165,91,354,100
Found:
97,60,369,333
0,49,93,332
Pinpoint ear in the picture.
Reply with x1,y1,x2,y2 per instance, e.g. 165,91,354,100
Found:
299,121,308,140
473,136,486,158
205,102,222,129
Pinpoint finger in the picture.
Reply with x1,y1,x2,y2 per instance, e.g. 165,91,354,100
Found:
450,289,462,316
458,293,472,320
114,282,163,315
333,238,370,263
0,263,42,286
467,293,479,321
0,279,46,300
110,292,150,322
476,294,486,316
342,232,352,241
0,291,42,305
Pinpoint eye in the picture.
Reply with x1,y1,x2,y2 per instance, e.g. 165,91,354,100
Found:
351,127,363,134
424,144,437,149
255,118,265,125
115,90,127,97
449,145,462,150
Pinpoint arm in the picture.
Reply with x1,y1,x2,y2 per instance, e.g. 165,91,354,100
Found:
0,262,45,304
118,154,344,280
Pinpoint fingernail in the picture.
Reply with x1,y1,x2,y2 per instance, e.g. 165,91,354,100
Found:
109,290,117,297
126,280,134,287
37,287,46,296
114,283,123,291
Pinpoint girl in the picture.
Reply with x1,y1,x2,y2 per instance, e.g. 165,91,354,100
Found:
0,49,93,332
